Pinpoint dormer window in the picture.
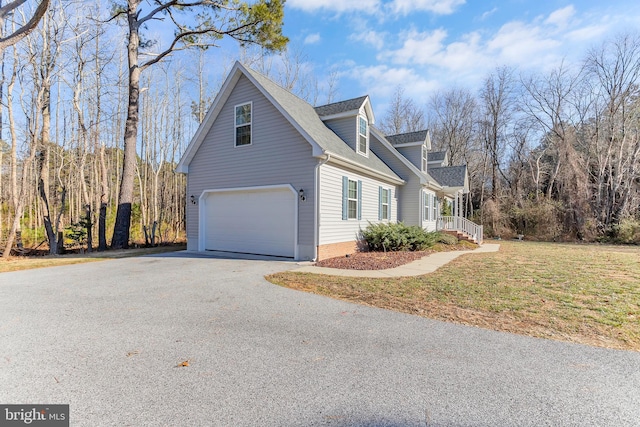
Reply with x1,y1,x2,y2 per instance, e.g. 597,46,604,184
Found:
357,116,368,155
235,102,252,146
422,146,427,171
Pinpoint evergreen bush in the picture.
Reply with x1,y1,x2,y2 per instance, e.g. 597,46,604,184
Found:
360,222,438,252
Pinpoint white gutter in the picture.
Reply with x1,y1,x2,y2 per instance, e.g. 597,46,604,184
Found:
325,152,405,185
313,154,331,261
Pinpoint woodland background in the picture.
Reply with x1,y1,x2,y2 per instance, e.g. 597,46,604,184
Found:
1,0,639,255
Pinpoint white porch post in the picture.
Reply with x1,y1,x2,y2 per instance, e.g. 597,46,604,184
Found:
453,192,457,218
454,191,459,229
455,191,462,230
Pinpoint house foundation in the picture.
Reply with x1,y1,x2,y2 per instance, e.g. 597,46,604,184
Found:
316,240,360,261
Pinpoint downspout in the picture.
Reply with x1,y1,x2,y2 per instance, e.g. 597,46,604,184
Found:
313,154,331,261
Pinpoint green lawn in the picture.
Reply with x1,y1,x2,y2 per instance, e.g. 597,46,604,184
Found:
267,241,640,351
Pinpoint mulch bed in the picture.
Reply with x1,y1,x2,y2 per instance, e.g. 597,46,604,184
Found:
314,250,434,270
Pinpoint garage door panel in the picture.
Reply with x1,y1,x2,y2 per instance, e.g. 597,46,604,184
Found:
204,188,295,258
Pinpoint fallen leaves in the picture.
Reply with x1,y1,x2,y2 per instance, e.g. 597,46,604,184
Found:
176,360,190,368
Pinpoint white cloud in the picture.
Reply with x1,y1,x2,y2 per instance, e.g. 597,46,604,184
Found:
566,24,608,43
309,1,640,108
487,21,561,67
545,5,576,29
350,29,387,50
351,65,438,105
389,0,465,15
287,0,379,13
304,33,322,45
379,29,448,65
480,7,497,21
288,0,464,16
375,4,617,84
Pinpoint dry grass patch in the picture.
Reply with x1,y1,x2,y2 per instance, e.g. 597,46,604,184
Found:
267,241,640,351
0,245,186,273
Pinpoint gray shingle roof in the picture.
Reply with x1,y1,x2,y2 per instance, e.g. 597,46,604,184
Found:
314,96,368,117
386,130,428,145
428,165,467,188
427,151,447,162
242,67,402,183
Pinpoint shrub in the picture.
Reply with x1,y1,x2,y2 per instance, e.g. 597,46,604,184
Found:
508,196,562,240
610,218,640,244
436,232,459,245
360,222,437,252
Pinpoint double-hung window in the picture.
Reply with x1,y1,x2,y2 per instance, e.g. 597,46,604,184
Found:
432,196,438,220
379,187,390,220
423,191,430,221
235,102,252,146
422,146,428,171
348,179,358,219
357,116,368,155
342,177,362,220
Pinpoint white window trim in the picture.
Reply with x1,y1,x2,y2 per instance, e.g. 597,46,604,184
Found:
432,195,438,220
356,115,369,157
423,191,430,221
422,146,427,171
381,188,390,220
348,179,358,220
234,101,253,147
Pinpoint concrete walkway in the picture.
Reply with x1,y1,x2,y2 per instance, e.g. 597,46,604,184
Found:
294,243,501,277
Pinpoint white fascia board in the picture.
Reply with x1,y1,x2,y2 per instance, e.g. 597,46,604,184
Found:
423,180,444,191
176,62,244,173
391,141,423,148
440,185,466,196
317,109,359,121
362,96,375,125
326,154,405,185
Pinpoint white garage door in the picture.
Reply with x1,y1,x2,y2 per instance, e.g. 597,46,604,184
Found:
204,187,296,258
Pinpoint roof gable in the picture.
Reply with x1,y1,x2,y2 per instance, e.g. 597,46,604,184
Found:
427,151,448,167
314,96,366,117
370,127,442,190
428,165,469,192
177,62,399,183
386,130,431,149
315,95,376,124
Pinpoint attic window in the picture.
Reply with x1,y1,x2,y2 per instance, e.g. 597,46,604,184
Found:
357,116,368,155
235,102,252,146
422,146,427,171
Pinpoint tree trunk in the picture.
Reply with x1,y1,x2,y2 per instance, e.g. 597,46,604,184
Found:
111,2,141,249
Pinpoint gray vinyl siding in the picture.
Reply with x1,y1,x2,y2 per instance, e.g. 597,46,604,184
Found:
318,163,398,245
323,116,357,151
369,134,421,226
186,75,316,260
396,145,424,171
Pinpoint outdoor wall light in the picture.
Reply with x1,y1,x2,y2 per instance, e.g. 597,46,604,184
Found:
299,188,306,202
190,195,197,205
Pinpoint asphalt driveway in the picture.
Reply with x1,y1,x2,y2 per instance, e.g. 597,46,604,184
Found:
1,252,639,426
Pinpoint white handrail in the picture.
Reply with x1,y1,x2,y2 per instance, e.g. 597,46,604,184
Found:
437,216,484,244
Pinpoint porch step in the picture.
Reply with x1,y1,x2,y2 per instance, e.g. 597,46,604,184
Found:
443,230,478,244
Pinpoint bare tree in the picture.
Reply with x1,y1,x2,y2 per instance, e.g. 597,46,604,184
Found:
479,66,516,200
378,86,425,135
0,0,50,51
584,33,640,227
108,0,288,249
429,88,477,165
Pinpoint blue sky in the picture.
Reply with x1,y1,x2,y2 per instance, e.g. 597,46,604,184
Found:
273,0,640,112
